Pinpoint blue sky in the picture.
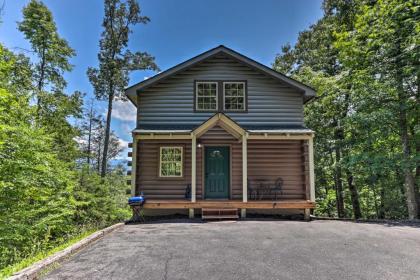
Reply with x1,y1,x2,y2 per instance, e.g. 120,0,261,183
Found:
0,0,323,159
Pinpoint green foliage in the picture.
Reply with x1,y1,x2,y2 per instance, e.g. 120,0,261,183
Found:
87,0,158,101
0,45,130,272
0,228,97,279
87,0,158,177
0,1,131,271
18,0,75,92
74,166,130,228
274,0,419,219
0,53,73,268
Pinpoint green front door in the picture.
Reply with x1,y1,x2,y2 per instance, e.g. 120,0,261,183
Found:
205,146,230,199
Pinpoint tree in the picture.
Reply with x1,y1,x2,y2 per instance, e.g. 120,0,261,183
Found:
78,112,124,171
18,0,83,162
335,0,419,219
87,0,158,177
91,116,124,171
273,0,362,219
1,2,131,272
18,0,75,117
0,43,129,273
0,44,75,269
274,0,417,220
86,100,96,166
79,99,100,167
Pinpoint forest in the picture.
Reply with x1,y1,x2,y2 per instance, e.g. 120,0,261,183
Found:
0,0,418,277
273,0,419,221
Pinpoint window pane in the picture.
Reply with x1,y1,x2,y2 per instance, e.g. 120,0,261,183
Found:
196,82,217,110
224,82,245,111
161,163,170,176
160,147,183,177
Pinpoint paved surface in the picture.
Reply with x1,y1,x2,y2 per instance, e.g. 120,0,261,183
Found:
43,220,420,280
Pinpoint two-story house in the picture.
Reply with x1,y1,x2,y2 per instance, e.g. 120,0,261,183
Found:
125,45,316,220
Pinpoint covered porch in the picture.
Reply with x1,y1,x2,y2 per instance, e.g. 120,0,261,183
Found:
129,113,315,219
141,199,315,210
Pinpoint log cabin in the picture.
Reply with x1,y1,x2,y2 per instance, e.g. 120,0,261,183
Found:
125,45,316,220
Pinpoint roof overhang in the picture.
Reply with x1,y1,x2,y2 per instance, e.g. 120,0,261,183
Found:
125,45,316,107
132,113,314,140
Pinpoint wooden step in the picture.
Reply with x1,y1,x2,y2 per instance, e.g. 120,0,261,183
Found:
202,208,239,220
202,215,239,219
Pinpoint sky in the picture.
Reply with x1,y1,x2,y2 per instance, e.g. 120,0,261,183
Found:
0,0,323,160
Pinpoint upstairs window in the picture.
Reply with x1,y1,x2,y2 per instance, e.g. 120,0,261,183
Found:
223,82,246,111
196,82,218,111
159,147,183,177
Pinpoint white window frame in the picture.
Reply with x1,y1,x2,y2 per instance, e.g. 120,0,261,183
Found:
159,146,183,178
195,81,218,111
223,82,246,112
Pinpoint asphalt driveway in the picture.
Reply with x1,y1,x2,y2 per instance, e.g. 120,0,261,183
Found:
43,220,420,280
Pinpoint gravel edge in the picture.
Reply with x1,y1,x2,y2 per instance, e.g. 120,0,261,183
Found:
8,223,124,280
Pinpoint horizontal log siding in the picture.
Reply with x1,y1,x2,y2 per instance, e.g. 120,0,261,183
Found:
303,141,310,200
137,53,304,127
247,140,306,199
135,137,308,201
197,125,242,200
136,139,191,199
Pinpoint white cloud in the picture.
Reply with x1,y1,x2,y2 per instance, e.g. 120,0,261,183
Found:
118,138,130,149
113,139,130,160
112,100,136,122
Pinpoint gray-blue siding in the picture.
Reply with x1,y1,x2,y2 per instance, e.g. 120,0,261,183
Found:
137,54,304,127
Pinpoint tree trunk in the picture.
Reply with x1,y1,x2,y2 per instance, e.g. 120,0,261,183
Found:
371,184,379,219
334,126,345,218
36,47,46,119
346,172,361,219
398,106,418,219
394,28,418,219
379,186,385,219
101,92,114,177
87,104,93,167
416,137,420,217
414,74,420,217
97,140,101,173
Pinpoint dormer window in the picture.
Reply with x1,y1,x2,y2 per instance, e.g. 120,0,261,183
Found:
195,81,218,111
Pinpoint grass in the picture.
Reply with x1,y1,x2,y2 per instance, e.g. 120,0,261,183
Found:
0,228,98,279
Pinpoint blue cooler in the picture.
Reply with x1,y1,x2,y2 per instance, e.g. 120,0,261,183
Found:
128,195,145,205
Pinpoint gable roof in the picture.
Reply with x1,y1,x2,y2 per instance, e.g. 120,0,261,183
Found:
125,45,316,106
192,113,246,139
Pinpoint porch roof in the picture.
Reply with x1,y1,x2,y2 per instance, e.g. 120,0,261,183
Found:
133,123,314,134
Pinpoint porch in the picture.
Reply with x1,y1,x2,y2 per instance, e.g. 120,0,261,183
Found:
141,199,316,210
129,113,316,219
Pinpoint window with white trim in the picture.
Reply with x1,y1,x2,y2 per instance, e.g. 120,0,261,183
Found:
223,82,245,111
159,147,183,177
196,82,218,111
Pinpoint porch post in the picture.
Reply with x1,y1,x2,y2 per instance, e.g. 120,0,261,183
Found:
131,137,137,196
241,133,248,218
305,136,315,221
308,136,315,202
190,134,197,218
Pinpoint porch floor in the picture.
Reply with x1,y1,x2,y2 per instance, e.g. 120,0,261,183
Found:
142,199,315,209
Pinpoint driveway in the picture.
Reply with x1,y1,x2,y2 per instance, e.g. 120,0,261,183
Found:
43,220,420,280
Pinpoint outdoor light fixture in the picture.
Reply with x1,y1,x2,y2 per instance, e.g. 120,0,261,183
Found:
197,143,202,148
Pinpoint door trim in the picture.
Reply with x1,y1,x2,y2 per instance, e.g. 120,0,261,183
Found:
202,144,232,200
